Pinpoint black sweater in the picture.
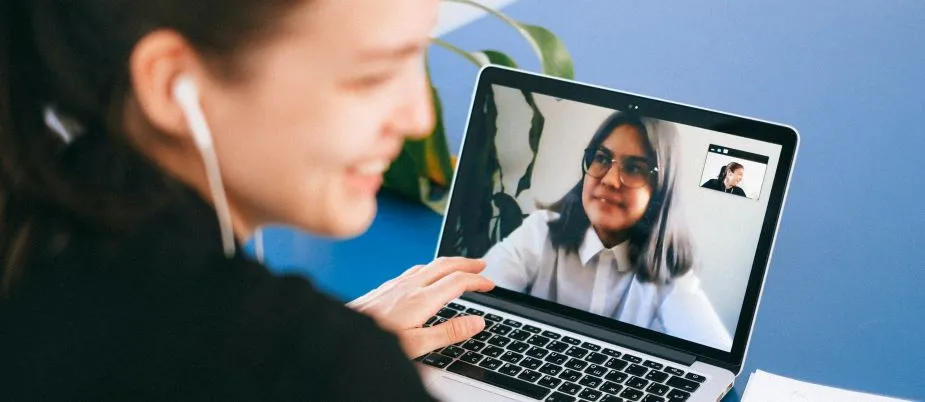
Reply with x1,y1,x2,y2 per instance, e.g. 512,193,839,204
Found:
701,178,747,197
0,190,435,401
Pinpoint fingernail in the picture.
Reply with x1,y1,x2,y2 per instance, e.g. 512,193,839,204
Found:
467,316,486,333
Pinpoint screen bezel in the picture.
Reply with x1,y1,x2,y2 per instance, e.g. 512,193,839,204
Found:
436,65,799,370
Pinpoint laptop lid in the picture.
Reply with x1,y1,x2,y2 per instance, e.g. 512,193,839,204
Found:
436,65,798,373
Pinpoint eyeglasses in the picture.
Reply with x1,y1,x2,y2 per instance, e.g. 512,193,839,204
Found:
582,147,658,188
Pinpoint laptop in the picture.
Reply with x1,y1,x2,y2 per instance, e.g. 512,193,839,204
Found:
415,65,799,402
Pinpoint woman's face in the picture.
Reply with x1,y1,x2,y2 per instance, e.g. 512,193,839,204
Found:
725,167,744,187
196,0,438,238
581,125,653,235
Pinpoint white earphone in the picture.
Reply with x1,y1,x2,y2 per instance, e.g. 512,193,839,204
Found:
172,75,237,259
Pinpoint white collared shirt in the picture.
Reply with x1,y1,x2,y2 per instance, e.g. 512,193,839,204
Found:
482,210,733,351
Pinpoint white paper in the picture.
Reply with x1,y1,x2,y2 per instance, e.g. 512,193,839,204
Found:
741,370,911,402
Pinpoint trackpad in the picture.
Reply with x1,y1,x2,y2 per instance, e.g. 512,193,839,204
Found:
428,376,520,402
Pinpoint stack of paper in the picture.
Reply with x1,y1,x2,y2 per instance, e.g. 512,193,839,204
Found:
742,370,912,402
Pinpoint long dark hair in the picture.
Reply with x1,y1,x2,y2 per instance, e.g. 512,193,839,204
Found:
0,0,303,296
546,111,693,283
718,161,744,182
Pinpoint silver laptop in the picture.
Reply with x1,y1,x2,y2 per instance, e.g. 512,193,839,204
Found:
416,65,799,402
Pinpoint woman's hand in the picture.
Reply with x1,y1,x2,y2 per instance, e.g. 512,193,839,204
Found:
347,257,495,359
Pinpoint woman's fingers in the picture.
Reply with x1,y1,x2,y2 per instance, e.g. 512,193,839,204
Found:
414,257,486,286
427,271,495,303
401,315,486,359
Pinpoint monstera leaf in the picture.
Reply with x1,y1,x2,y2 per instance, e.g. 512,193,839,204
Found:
382,0,574,216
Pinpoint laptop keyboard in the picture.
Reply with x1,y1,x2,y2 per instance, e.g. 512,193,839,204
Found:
417,301,707,402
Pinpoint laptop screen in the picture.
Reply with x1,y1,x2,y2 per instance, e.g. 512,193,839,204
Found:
440,81,785,353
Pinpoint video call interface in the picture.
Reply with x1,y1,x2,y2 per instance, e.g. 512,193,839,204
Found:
450,84,783,352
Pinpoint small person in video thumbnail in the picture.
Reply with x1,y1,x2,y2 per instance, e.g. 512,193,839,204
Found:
698,145,769,200
701,162,747,197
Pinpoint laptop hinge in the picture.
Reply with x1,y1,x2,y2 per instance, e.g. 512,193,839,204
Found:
463,292,697,367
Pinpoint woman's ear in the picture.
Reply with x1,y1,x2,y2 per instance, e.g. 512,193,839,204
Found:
127,29,204,143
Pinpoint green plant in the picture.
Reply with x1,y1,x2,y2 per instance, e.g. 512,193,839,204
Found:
385,0,574,213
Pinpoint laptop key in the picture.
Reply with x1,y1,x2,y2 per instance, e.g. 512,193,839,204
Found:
499,363,523,377
510,329,532,341
421,353,453,369
558,382,582,395
542,330,562,340
664,367,684,377
548,341,570,352
544,352,569,365
565,346,589,359
528,335,552,347
684,373,706,383
665,376,700,393
625,364,648,376
601,396,624,402
645,370,669,383
602,348,621,357
581,342,602,352
646,383,669,396
500,351,524,364
503,319,523,328
473,331,493,342
540,363,563,376
585,352,608,364
462,339,486,352
619,387,644,401
620,353,643,363
488,335,511,347
643,360,664,370
483,346,505,358
485,313,504,322
518,369,542,383
520,357,544,370
605,358,629,371
465,308,485,316
643,395,665,402
625,376,649,390
584,364,608,377
447,302,466,311
436,308,458,319
478,357,504,370
523,324,542,334
558,369,583,383
490,324,514,336
565,358,588,371
546,391,576,402
509,341,531,353
460,351,484,364
579,374,603,388
665,388,691,401
527,347,550,359
538,375,563,389
605,370,628,383
439,345,465,358
562,336,581,345
600,380,624,395
447,361,551,400
424,316,438,327
578,388,603,401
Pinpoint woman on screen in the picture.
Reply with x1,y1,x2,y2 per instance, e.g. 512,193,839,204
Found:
482,111,733,350
702,162,747,197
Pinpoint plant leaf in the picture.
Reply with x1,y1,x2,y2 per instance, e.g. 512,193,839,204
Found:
424,84,454,187
518,23,574,79
473,50,519,69
515,90,545,196
383,144,424,200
